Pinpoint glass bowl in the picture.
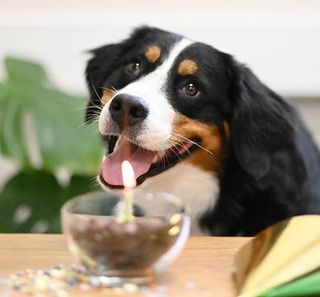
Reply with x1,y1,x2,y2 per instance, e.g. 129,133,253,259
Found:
61,190,190,284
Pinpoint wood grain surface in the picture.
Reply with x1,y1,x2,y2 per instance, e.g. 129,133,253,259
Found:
0,234,250,297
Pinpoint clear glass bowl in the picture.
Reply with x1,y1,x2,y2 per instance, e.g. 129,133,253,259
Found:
61,190,190,284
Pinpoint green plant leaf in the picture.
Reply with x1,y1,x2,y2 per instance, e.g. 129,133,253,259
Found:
0,170,101,233
5,57,50,86
0,56,103,174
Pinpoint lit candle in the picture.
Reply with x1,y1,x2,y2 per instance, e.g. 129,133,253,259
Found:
120,160,136,221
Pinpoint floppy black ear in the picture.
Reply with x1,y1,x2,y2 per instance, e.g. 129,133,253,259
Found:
85,43,123,122
231,65,294,179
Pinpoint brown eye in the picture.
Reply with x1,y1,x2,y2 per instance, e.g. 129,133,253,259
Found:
181,83,199,97
126,61,142,75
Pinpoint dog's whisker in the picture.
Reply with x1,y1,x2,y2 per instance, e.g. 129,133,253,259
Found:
83,112,100,123
171,139,190,157
89,176,100,190
139,123,212,157
77,121,98,131
111,86,119,93
82,101,103,109
140,124,190,165
169,134,190,147
84,105,103,111
84,110,101,117
149,129,183,164
167,140,184,162
72,104,103,114
100,86,115,93
90,75,103,102
80,115,100,129
168,135,193,156
172,132,214,155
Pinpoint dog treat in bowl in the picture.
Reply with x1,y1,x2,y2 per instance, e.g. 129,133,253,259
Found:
61,191,190,284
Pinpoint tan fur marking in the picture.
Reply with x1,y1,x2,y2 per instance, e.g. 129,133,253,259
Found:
224,121,230,140
178,59,199,76
101,89,116,105
145,46,161,63
171,115,223,172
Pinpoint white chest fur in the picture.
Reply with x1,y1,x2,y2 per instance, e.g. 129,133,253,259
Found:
140,163,219,235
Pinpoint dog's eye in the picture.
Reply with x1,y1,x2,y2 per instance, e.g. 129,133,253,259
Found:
180,83,199,97
126,61,142,75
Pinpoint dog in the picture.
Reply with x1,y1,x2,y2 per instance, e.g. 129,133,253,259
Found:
85,26,320,236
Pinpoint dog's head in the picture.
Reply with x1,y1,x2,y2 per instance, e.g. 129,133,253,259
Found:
86,26,292,189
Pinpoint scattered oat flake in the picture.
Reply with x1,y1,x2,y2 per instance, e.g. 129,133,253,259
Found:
0,264,160,296
123,283,138,293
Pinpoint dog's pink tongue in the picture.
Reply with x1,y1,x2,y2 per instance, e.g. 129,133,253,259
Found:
102,139,156,186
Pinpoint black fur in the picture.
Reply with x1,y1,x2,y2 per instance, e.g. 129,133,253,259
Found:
200,65,320,235
85,26,320,236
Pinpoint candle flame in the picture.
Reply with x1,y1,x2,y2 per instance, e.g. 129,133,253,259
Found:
121,160,136,188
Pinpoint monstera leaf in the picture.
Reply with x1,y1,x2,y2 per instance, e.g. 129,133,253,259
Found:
0,56,105,233
0,57,103,174
0,171,101,233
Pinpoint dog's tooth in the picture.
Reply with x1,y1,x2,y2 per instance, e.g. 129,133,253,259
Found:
114,135,123,151
152,151,165,163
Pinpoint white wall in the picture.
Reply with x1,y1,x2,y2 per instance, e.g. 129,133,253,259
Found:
0,0,320,97
1,0,320,188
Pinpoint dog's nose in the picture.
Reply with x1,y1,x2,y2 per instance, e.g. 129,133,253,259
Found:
109,94,148,129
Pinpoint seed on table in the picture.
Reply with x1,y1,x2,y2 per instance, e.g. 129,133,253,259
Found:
123,283,138,293
89,277,101,287
79,283,91,291
66,277,78,286
50,269,66,279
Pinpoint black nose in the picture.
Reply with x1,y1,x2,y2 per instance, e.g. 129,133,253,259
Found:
109,94,148,129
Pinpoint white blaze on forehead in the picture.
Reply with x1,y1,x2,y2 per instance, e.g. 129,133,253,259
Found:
118,38,192,97
99,38,193,150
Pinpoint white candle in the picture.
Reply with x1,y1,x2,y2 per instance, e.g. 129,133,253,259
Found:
121,160,136,221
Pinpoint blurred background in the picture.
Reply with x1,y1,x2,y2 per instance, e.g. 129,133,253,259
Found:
0,0,320,232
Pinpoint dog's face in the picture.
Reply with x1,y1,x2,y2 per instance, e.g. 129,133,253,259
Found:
86,27,239,190
86,26,291,202
86,26,298,235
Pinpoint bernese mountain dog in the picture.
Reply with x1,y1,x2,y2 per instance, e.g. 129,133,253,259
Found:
85,26,320,236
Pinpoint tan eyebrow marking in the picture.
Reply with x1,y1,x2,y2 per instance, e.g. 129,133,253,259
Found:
144,45,161,63
178,59,199,76
101,88,116,105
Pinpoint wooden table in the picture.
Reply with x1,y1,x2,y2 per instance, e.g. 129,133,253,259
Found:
0,234,249,297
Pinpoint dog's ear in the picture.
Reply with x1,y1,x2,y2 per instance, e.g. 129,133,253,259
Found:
231,65,293,179
85,43,123,122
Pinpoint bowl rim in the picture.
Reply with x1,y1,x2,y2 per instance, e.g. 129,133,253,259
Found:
61,189,190,219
